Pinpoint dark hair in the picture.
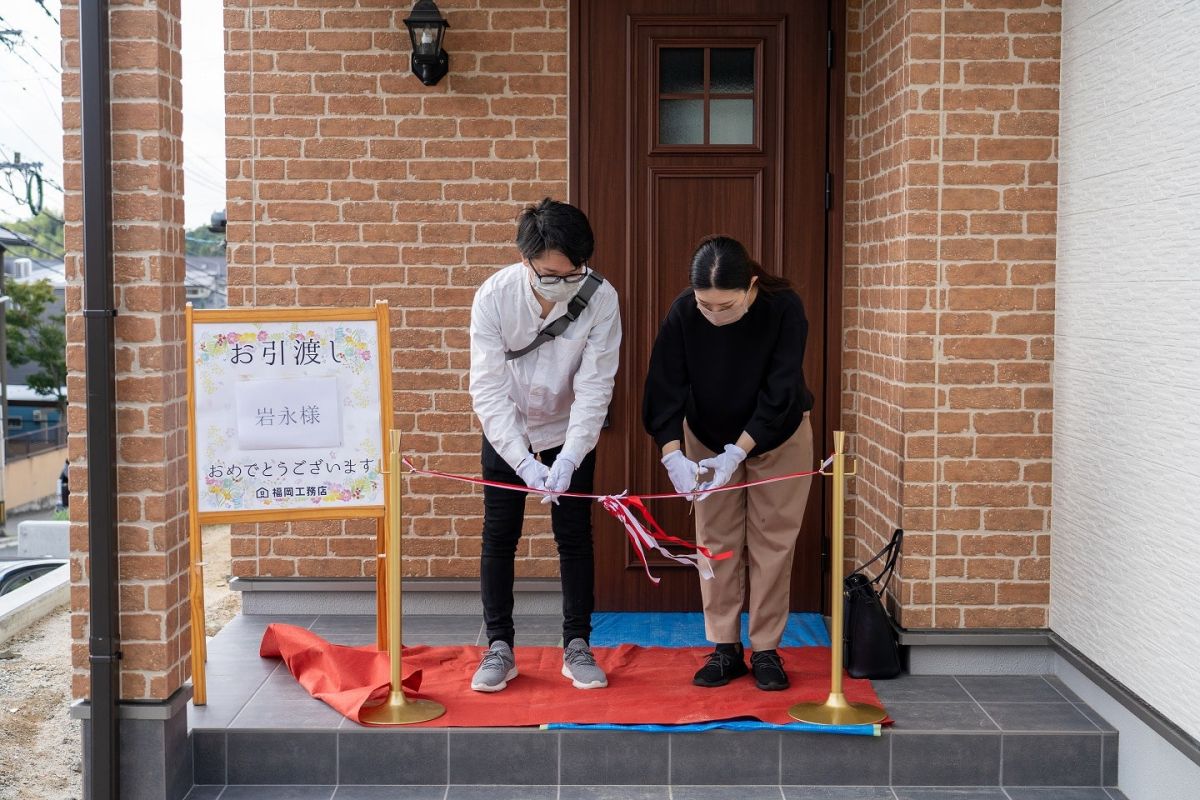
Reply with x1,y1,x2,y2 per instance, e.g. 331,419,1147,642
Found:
689,235,791,293
515,198,595,268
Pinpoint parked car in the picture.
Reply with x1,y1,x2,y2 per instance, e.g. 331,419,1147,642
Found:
0,559,68,596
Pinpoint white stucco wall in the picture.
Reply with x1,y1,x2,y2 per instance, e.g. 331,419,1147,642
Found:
1053,0,1200,740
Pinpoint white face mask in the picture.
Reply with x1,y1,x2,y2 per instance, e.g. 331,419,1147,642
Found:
532,279,579,304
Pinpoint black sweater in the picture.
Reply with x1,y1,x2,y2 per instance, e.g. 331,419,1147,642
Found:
642,287,814,457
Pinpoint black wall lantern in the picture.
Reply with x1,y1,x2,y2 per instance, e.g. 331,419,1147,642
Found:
404,0,450,86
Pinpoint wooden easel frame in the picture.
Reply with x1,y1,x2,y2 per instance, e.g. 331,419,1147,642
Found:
184,301,395,705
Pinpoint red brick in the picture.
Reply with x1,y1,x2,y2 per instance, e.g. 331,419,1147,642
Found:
963,61,1026,85
945,36,1010,59
944,88,1016,111
945,163,1026,185
1007,12,1060,34
936,582,997,605
984,509,1046,531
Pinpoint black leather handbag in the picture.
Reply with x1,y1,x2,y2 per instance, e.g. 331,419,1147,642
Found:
844,528,904,679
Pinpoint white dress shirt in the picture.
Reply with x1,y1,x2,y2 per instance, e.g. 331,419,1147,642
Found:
469,262,622,470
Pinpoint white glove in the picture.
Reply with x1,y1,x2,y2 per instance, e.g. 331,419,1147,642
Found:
697,444,747,498
514,456,550,493
661,450,702,500
540,456,577,505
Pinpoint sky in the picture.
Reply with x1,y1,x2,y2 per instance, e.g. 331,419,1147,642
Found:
0,0,228,230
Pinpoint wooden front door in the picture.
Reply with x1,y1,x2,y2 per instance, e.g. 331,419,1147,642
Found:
574,0,836,611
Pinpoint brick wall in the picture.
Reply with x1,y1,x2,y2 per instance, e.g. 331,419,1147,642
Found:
844,0,1060,628
223,0,569,580
220,0,1062,622
63,0,191,700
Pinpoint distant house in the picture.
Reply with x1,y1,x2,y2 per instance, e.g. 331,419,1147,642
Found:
5,382,65,458
185,253,228,309
0,233,67,450
7,382,63,425
2,254,66,394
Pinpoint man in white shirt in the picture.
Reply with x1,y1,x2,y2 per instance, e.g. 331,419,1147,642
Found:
468,198,621,692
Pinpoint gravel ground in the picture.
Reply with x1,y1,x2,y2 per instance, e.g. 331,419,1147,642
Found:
0,608,78,800
0,524,237,799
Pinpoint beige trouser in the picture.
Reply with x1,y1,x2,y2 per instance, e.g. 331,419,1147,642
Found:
684,414,814,652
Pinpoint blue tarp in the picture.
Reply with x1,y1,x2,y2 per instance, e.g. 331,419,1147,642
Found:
544,720,880,735
590,611,830,649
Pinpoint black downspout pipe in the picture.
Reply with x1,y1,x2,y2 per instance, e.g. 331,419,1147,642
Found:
79,1,120,798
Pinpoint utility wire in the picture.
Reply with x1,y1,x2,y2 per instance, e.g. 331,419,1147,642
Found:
0,110,62,169
0,15,61,75
31,1,57,26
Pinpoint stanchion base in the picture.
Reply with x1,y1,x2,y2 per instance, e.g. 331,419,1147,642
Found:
360,694,446,726
788,699,887,726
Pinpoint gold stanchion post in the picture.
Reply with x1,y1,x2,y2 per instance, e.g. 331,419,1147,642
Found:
789,430,887,725
360,430,445,726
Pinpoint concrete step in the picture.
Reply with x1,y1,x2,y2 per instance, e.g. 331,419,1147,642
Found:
187,615,1124,795
190,723,1118,789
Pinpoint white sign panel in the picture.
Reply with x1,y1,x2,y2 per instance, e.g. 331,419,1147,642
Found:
234,377,343,451
191,317,384,514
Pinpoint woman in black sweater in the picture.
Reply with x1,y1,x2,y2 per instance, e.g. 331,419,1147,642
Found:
643,235,815,691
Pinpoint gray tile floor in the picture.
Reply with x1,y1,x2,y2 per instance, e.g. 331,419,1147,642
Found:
189,613,562,731
192,615,1116,736
188,615,1128,799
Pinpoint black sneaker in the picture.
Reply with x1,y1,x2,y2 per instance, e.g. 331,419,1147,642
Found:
693,643,749,687
750,650,789,691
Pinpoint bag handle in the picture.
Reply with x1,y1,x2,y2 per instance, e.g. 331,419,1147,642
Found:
505,270,605,361
849,528,903,597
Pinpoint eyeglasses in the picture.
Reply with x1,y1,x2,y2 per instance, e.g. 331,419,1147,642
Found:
528,261,590,285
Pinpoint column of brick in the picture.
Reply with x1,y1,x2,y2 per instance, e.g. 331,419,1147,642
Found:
844,0,1059,629
926,1,1058,629
224,0,569,581
843,0,915,606
62,0,191,700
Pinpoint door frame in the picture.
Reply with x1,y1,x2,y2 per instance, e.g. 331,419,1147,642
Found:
568,0,848,614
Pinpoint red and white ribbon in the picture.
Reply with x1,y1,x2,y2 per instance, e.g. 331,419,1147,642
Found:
401,455,834,583
598,494,715,584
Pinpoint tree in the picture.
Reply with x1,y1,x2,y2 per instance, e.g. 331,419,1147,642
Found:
1,210,65,259
186,224,225,257
6,278,66,408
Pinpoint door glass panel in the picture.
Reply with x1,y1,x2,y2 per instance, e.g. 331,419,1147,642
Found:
659,48,704,94
656,45,756,146
710,48,755,94
710,98,754,145
659,99,704,145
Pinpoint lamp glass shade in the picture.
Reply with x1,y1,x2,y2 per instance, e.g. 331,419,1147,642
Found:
409,22,443,58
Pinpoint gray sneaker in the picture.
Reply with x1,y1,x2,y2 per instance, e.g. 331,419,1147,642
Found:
561,638,608,689
471,641,517,692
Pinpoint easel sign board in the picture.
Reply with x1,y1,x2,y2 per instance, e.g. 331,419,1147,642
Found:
185,302,395,704
186,304,393,523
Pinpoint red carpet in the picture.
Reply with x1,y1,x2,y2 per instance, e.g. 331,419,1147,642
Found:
260,623,889,728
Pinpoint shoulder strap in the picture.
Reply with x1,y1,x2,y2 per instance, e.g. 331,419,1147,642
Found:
504,270,605,361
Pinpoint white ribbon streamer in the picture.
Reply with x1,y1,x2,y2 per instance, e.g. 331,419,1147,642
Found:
598,495,716,584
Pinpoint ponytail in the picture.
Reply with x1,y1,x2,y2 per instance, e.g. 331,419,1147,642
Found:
749,261,791,292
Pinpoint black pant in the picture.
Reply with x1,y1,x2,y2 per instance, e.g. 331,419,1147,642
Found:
480,436,596,648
